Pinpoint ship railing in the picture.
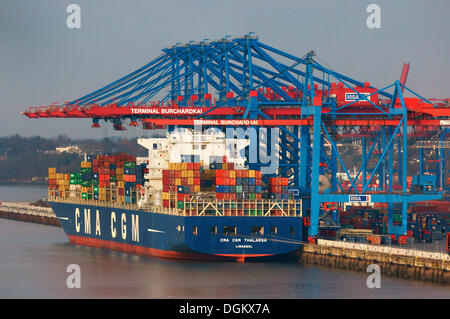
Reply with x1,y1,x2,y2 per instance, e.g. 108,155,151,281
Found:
180,198,303,217
47,196,303,218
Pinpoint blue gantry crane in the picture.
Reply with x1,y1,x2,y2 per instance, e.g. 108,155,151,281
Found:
24,33,449,242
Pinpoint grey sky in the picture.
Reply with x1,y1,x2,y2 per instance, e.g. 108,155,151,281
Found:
1,0,448,138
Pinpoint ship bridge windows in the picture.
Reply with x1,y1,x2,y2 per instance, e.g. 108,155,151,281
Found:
193,226,198,236
223,226,236,236
250,226,264,236
153,143,158,150
210,225,217,235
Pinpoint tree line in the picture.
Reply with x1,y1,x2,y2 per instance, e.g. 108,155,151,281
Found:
0,135,146,183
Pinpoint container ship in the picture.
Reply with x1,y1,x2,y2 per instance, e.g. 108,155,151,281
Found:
48,128,304,262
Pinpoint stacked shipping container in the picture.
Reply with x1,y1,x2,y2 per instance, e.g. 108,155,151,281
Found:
268,177,289,200
48,153,145,204
162,162,201,209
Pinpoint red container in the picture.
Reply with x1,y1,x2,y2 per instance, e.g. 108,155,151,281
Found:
255,171,262,179
242,170,249,178
194,178,200,185
162,199,170,208
124,175,136,182
236,170,242,178
255,179,262,186
255,193,262,200
194,170,200,178
177,193,190,201
181,177,188,185
229,178,236,186
187,163,194,170
270,185,282,193
175,170,181,178
223,178,229,186
193,163,201,170
216,170,224,178
216,192,225,200
216,177,224,185
162,184,170,192
118,188,124,196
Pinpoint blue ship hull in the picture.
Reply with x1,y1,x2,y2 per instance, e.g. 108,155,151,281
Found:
50,201,304,261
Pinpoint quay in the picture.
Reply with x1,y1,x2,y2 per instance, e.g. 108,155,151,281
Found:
0,201,60,226
297,239,450,285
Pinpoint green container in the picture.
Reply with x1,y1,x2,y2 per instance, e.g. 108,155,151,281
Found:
81,181,92,187
110,175,116,182
70,173,76,179
235,185,243,193
92,180,99,186
69,179,76,185
93,186,99,193
248,193,256,200
75,173,82,179
81,192,87,199
88,193,93,200
177,201,185,210
124,162,136,169
80,167,92,174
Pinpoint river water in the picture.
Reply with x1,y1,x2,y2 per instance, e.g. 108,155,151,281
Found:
0,184,449,298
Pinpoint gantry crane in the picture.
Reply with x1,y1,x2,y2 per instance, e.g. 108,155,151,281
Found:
23,34,450,242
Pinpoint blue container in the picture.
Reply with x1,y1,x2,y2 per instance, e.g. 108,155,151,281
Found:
255,185,262,193
124,167,136,175
229,186,236,193
177,185,190,193
93,173,99,180
124,182,135,189
248,178,255,185
216,185,229,193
